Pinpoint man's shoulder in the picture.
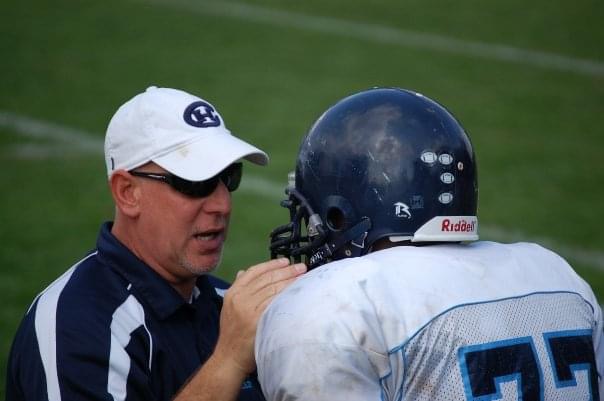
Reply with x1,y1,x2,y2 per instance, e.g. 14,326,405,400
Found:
7,249,160,401
12,249,154,373
25,250,134,332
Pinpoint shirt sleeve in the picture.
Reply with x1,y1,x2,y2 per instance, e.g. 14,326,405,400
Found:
7,293,156,401
6,310,46,401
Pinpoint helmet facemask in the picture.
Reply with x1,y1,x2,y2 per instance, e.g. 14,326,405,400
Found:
270,182,372,269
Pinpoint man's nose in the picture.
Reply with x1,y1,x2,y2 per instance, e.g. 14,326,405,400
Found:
202,179,232,214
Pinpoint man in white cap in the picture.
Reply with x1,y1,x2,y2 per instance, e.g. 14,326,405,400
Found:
6,86,306,401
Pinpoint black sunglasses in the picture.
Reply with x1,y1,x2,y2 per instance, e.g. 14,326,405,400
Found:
129,162,242,198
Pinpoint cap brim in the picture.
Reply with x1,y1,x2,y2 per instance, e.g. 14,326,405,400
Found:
152,133,269,181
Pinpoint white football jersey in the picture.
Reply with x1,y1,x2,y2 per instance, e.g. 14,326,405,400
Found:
256,241,604,401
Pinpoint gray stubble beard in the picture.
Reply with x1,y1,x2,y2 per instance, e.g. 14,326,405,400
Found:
179,249,223,276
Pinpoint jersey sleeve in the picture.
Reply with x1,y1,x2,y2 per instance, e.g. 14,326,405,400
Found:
258,342,387,401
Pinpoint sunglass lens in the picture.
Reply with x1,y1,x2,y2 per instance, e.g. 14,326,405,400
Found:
171,176,217,198
170,163,242,197
221,163,242,192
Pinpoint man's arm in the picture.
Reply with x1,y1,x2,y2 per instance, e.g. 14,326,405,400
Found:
174,258,306,401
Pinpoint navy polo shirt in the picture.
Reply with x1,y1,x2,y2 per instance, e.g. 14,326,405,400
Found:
6,222,266,401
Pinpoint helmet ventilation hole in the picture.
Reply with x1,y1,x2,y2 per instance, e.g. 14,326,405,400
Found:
326,207,346,231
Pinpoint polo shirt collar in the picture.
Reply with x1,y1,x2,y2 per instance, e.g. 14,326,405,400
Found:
96,222,218,320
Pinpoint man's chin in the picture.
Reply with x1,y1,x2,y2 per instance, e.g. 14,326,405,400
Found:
180,254,222,276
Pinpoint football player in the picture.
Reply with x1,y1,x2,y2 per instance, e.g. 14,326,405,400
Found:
258,87,603,400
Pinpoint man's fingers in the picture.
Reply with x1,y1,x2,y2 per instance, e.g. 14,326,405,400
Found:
234,258,290,285
253,276,303,313
249,258,291,274
253,262,306,291
226,260,306,316
254,283,292,314
234,260,306,290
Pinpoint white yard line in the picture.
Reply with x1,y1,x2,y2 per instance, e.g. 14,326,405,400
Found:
136,0,604,78
2,110,604,272
0,111,101,152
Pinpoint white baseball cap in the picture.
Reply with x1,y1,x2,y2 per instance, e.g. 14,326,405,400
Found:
104,86,269,181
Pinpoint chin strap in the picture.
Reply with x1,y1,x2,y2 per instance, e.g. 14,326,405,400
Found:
308,217,371,268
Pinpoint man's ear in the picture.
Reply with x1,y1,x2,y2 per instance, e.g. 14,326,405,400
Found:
110,170,141,218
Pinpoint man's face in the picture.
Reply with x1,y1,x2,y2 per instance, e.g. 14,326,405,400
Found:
134,163,232,281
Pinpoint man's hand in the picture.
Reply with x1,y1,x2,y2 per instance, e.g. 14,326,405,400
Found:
174,258,306,401
215,258,307,375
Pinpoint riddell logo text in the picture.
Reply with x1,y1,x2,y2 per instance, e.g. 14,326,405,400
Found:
441,219,475,232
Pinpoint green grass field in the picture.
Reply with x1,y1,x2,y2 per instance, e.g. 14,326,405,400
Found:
1,0,603,397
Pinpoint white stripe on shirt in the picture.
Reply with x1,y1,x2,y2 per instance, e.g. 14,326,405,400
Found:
107,295,151,401
33,252,98,401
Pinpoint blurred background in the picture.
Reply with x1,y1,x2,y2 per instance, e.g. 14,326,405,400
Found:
1,0,603,396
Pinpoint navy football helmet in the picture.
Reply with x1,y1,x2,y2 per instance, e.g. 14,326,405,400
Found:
270,88,478,268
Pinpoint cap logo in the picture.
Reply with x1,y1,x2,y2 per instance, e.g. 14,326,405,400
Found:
183,101,221,128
